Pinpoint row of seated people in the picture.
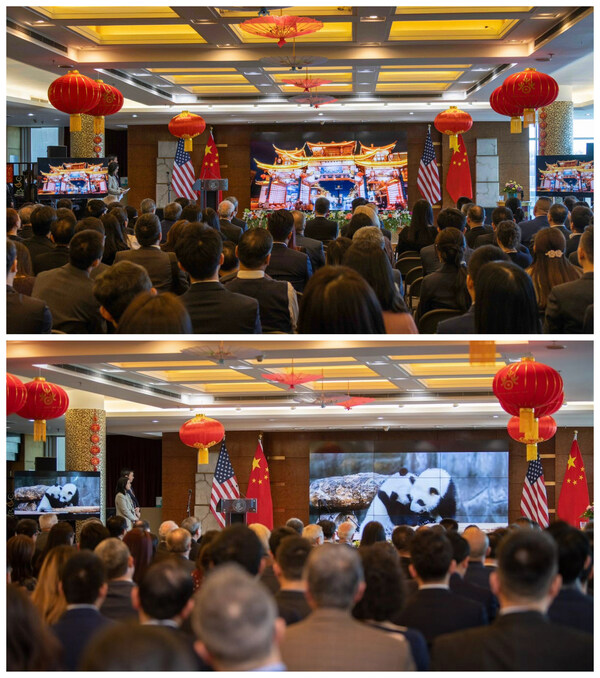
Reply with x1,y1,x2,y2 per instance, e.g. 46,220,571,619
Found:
7,513,593,671
7,193,592,334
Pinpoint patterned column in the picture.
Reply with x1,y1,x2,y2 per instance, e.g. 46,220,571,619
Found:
539,101,573,156
70,113,96,157
194,449,220,532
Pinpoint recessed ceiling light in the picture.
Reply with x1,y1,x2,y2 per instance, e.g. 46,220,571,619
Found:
472,67,491,72
360,16,386,22
190,19,216,25
357,69,373,73
492,415,499,419
377,416,384,420
152,420,159,423
409,111,414,115
132,114,138,118
28,113,34,117
318,112,324,116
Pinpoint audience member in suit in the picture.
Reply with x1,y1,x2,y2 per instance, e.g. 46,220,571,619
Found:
180,202,202,224
391,525,415,582
106,515,127,540
24,205,56,268
304,196,339,242
7,239,52,333
154,521,178,558
116,290,192,334
292,210,325,271
547,202,572,241
226,227,298,333
92,261,153,330
52,551,112,671
176,223,261,333
218,240,239,283
218,200,243,243
504,195,526,224
34,217,75,273
565,205,592,256
153,528,196,575
517,197,552,248
192,563,286,671
273,535,313,625
159,201,182,243
265,209,313,293
546,523,593,634
416,227,471,323
463,526,493,590
447,532,499,621
180,517,202,563
32,230,106,334
465,204,493,249
421,207,473,275
281,543,415,671
114,214,189,295
7,207,23,242
94,538,137,621
473,206,527,255
396,198,437,256
396,530,487,649
438,245,508,334
17,204,36,240
340,211,372,239
582,303,593,333
226,195,247,233
495,220,532,268
431,530,593,671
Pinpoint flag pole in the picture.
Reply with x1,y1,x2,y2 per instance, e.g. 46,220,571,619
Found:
258,432,263,442
574,430,578,440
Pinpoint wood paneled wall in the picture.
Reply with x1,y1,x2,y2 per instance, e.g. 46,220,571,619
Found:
161,427,592,527
127,120,529,214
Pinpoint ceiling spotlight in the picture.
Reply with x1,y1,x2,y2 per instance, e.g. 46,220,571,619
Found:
28,113,34,116
152,420,159,423
409,111,414,115
132,114,138,118
360,16,386,22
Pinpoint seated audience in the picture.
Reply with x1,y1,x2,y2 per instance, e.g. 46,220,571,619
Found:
86,199,107,219
8,535,37,591
504,196,525,223
392,525,415,580
544,226,593,333
360,521,387,547
93,261,153,329
12,240,36,296
160,218,189,253
302,523,324,547
325,236,352,265
495,220,532,268
248,523,276,592
422,208,472,274
158,527,196,575
336,521,356,545
191,529,219,592
351,225,402,291
7,207,22,241
100,212,129,266
34,218,75,273
218,241,239,282
94,538,136,621
106,515,127,540
79,521,109,552
292,209,325,271
566,204,592,257
123,527,154,584
273,536,312,625
305,196,339,242
547,202,572,241
463,526,493,589
265,209,313,292
140,198,156,215
15,518,39,541
474,261,541,333
209,524,264,576
160,201,183,242
7,239,52,333
176,224,261,333
218,200,243,243
396,199,436,256
24,205,56,270
281,543,415,670
117,291,192,334
156,520,178,553
473,205,514,249
285,517,304,535
201,207,224,238
317,519,336,543
431,529,593,670
226,195,247,232
35,513,58,557
517,197,552,248
180,516,202,562
340,212,373,239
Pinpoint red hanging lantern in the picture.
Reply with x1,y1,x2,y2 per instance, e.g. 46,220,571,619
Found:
489,86,523,134
7,374,27,415
168,111,206,152
502,68,558,127
239,15,323,48
47,70,102,132
493,357,563,443
17,377,69,441
179,414,225,465
508,415,557,461
535,390,563,419
434,106,473,151
86,81,124,135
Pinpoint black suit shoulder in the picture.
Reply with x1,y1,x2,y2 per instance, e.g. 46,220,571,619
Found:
7,286,52,333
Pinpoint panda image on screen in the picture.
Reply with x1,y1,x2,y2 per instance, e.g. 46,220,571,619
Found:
408,468,457,525
37,483,80,512
357,468,417,538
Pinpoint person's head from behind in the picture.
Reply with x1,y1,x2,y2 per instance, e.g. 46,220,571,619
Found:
440,518,459,533
15,518,38,539
562,195,578,212
75,217,105,237
237,227,273,270
86,199,107,219
117,291,192,334
462,525,489,560
570,205,593,234
274,536,312,582
435,226,465,266
7,208,20,234
352,225,385,249
56,207,77,226
354,204,379,228
492,529,560,608
491,205,514,228
220,241,239,273
351,197,369,212
94,537,133,581
474,261,539,333
69,229,104,271
446,531,470,573
181,203,202,223
60,550,107,605
38,513,58,533
174,197,190,210
456,196,472,211
285,517,304,535
344,242,401,312
134,213,161,246
314,196,330,216
176,223,223,281
578,225,593,269
7,535,35,583
391,525,414,554
123,528,153,584
218,200,235,220
346,212,374,238
192,563,283,671
548,202,568,226
31,205,57,237
360,520,386,547
140,198,156,215
56,197,73,210
106,515,128,540
133,560,194,623
409,529,453,583
534,196,552,217
164,201,182,222
93,261,153,327
547,525,591,587
79,521,110,551
305,543,364,610
437,207,467,232
6,239,17,281
267,209,294,243
302,523,324,547
466,245,508,301
166,527,192,555
410,199,434,231
50,218,75,246
298,265,385,333
291,209,306,234
317,519,336,541
496,220,521,251
268,526,297,558
181,516,202,541
209,524,264,576
337,521,356,544
46,521,74,550
353,542,405,622
200,207,220,231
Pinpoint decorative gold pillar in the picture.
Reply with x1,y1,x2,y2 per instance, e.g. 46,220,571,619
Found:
539,101,573,156
70,113,96,157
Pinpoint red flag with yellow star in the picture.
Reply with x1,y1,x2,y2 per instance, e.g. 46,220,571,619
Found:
200,129,222,202
556,434,590,527
245,438,273,529
445,135,473,204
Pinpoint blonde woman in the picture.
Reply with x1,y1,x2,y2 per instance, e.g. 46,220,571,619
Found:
30,545,74,625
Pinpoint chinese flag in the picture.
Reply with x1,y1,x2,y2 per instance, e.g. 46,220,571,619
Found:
445,135,473,204
200,130,222,202
556,435,590,527
245,439,273,529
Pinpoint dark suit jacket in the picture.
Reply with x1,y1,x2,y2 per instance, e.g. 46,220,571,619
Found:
449,572,499,621
52,607,112,671
416,263,471,320
114,247,189,295
507,249,533,268
437,305,476,334
550,224,572,242
160,218,176,243
420,242,473,276
296,233,325,271
32,264,106,334
181,281,261,334
24,234,55,265
219,219,243,243
548,587,593,634
431,610,593,671
464,560,492,590
7,285,52,333
34,244,70,274
396,587,487,648
305,216,339,242
466,224,493,248
275,589,311,625
543,272,593,334
231,215,247,232
265,242,313,293
100,580,136,621
566,232,582,256
517,215,550,246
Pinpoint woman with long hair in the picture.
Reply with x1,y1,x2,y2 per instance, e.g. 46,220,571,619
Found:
359,521,386,547
115,476,137,530
396,199,436,255
123,527,154,584
416,227,470,322
30,545,74,625
101,212,129,265
527,227,581,312
341,212,373,239
7,535,37,591
325,236,353,265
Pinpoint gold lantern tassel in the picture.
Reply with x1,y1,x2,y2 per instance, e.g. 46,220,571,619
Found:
523,108,535,127
519,408,536,440
526,443,538,461
510,117,522,134
449,134,459,152
70,114,82,132
33,419,47,442
184,136,193,152
93,116,105,135
197,445,209,465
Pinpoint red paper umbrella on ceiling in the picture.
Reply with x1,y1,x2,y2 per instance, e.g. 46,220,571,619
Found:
261,371,323,389
239,15,323,48
291,93,337,109
502,68,559,126
489,85,524,134
336,396,376,410
7,374,27,415
179,414,225,465
47,70,102,132
282,76,333,92
86,80,124,135
17,377,69,442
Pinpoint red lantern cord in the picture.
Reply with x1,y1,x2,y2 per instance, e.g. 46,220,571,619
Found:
239,15,323,47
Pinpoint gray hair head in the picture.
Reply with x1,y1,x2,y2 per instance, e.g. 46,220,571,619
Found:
352,226,385,248
305,542,363,609
94,537,130,580
158,520,178,540
181,516,201,538
218,200,235,218
140,198,156,214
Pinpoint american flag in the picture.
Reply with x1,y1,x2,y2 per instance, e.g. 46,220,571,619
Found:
210,440,240,528
417,127,441,205
171,138,197,201
520,457,549,527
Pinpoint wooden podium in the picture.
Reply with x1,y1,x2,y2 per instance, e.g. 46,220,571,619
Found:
216,498,257,526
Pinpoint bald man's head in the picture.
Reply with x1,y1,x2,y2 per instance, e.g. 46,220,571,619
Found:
463,526,489,561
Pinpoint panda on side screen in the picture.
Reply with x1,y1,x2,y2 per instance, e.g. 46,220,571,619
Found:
37,483,80,511
409,468,457,525
358,468,417,538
